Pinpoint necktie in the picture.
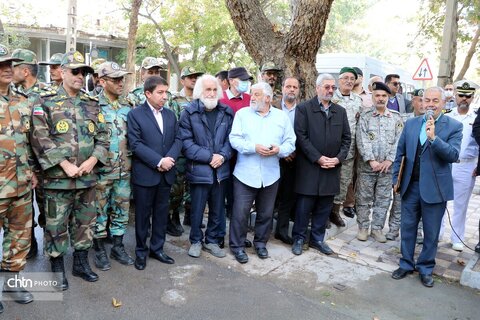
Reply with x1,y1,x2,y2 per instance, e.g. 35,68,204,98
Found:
419,119,427,145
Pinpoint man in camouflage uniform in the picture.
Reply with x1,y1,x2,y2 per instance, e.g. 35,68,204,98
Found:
39,53,64,89
0,44,36,312
260,62,282,108
356,82,403,242
88,58,106,96
127,57,166,106
30,51,109,290
331,67,362,228
92,61,134,270
175,66,204,230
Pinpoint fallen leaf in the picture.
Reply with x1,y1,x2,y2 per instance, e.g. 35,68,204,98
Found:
349,252,357,258
457,259,466,266
112,297,122,308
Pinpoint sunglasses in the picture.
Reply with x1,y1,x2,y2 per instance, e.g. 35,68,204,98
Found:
390,82,400,87
71,68,89,76
458,94,473,98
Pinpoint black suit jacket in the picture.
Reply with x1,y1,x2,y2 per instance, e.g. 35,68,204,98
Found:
472,110,480,175
294,97,351,196
127,102,182,186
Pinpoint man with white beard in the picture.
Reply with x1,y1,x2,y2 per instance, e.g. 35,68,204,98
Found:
179,74,234,258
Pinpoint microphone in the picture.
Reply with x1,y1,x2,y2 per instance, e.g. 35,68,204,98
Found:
425,110,434,132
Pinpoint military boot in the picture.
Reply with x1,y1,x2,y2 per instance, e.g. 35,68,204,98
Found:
50,256,68,291
93,238,111,271
172,210,184,233
329,204,346,227
72,250,99,282
26,229,38,260
183,207,192,226
110,235,134,265
2,270,34,304
167,212,183,237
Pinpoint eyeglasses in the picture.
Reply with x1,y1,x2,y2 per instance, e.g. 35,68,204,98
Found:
322,85,337,91
71,68,88,77
458,94,473,98
105,77,125,84
390,82,400,87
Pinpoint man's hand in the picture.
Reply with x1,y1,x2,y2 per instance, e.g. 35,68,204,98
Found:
255,144,279,157
78,156,98,176
210,154,224,169
159,157,175,172
379,160,393,173
318,156,339,169
369,160,381,172
426,115,436,141
284,151,296,162
31,172,38,189
60,160,80,178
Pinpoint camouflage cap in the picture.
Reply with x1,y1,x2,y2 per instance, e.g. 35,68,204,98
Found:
260,61,282,72
181,66,204,79
454,80,479,95
39,53,64,66
61,51,94,73
97,61,130,78
11,49,37,67
0,44,24,63
411,89,424,97
91,58,107,74
141,57,165,70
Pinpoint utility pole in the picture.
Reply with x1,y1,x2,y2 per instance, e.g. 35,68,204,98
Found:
66,0,78,52
437,0,458,87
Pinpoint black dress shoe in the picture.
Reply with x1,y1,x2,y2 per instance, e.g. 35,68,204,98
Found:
2,286,34,304
255,247,268,259
233,250,248,264
218,238,225,249
475,241,480,253
134,256,146,270
391,268,413,280
149,251,175,264
274,233,293,245
292,238,304,256
244,239,252,248
343,207,356,218
309,241,334,255
419,274,434,287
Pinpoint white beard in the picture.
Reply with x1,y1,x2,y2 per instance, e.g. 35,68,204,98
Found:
201,97,218,110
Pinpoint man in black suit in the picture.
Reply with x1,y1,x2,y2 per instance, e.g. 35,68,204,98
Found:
127,76,182,270
291,73,351,256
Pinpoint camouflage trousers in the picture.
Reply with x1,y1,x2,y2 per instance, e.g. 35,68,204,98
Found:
355,171,392,230
389,192,423,234
169,157,191,214
33,170,46,228
0,192,32,271
95,177,130,238
44,187,96,258
334,157,355,205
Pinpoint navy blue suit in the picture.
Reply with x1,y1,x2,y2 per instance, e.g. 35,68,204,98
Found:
127,102,182,258
392,114,462,275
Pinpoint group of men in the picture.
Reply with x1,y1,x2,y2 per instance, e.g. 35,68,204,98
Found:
1,42,480,315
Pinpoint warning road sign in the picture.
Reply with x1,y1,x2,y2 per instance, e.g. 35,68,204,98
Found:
412,58,433,80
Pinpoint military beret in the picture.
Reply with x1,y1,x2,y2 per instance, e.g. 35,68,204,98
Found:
261,61,282,72
454,80,479,95
352,67,363,77
181,66,204,79
371,82,391,94
339,67,358,80
0,44,24,63
11,49,37,67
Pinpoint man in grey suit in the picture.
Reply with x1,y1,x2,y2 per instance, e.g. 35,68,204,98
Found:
385,74,411,114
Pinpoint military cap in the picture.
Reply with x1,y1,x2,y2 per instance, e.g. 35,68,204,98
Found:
91,58,107,74
39,53,64,66
181,66,204,79
261,61,282,72
0,44,24,63
371,81,391,95
228,67,253,81
454,80,479,96
411,89,424,97
352,67,363,77
339,67,358,80
97,61,130,78
11,49,37,67
141,57,165,70
61,51,94,73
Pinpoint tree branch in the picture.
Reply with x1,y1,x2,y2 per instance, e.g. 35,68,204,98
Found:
454,24,480,81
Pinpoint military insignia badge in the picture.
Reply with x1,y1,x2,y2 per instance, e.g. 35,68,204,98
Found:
33,106,44,115
24,119,30,130
0,45,7,56
98,113,105,123
111,62,120,70
73,51,84,63
462,82,470,90
56,120,69,133
87,121,95,133
368,132,375,140
397,122,403,129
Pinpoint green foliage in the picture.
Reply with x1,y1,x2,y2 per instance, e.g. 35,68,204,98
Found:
0,27,30,50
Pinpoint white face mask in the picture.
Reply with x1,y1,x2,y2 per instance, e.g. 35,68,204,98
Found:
445,90,454,98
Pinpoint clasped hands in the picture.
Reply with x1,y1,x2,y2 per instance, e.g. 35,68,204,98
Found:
369,160,392,173
60,157,98,178
317,156,339,169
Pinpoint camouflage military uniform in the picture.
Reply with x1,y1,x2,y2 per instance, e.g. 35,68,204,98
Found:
0,87,35,271
127,85,145,107
30,86,109,257
332,90,362,206
355,107,403,230
94,92,132,239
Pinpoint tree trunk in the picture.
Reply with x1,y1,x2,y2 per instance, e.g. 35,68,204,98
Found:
454,25,480,82
225,0,334,99
125,0,142,93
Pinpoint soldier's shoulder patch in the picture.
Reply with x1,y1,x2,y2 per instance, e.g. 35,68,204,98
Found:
11,86,28,98
39,89,57,98
368,132,375,140
396,121,404,129
33,106,44,116
98,113,105,123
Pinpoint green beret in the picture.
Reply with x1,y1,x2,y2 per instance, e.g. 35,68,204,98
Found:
339,67,358,80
